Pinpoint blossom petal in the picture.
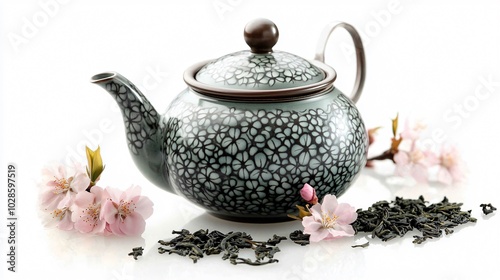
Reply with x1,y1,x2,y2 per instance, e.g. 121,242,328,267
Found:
320,194,339,214
58,193,74,209
423,150,439,166
90,186,105,201
92,219,107,234
394,152,411,176
57,165,67,178
73,191,95,208
394,151,410,165
308,228,330,242
103,223,113,236
57,211,74,231
119,212,146,236
309,204,323,221
108,220,124,236
448,166,464,182
410,163,428,183
40,189,62,210
100,200,119,224
334,203,358,225
437,168,453,185
331,224,355,237
134,196,154,219
74,218,94,233
302,216,322,233
103,187,121,202
71,173,91,193
125,185,143,200
74,213,104,234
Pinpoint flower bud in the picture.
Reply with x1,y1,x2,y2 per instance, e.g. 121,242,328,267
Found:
300,183,318,204
86,146,105,187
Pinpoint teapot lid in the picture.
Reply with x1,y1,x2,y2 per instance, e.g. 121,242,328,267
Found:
183,18,336,101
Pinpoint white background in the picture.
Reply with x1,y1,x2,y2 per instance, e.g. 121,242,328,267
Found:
1,0,500,279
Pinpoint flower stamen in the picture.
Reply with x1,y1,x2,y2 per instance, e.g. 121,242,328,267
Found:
81,204,100,227
409,150,424,163
51,207,68,221
117,200,137,221
321,212,339,229
52,176,73,194
441,153,455,168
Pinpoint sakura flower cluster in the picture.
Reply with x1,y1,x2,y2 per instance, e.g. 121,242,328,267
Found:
38,147,153,236
367,115,465,185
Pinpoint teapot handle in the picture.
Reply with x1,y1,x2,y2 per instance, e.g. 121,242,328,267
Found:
314,22,366,103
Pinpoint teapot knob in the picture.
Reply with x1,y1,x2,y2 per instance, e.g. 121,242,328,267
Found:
244,18,279,54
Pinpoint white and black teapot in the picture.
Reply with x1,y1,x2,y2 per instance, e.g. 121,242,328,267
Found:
91,18,367,222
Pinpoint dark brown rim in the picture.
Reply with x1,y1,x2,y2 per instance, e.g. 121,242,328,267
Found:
183,60,337,102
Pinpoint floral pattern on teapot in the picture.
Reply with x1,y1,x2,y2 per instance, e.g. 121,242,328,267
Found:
159,90,367,219
196,51,324,89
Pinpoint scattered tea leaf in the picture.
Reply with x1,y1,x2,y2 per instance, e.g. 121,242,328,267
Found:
480,203,497,215
351,242,370,248
128,247,144,260
289,230,310,246
266,234,288,246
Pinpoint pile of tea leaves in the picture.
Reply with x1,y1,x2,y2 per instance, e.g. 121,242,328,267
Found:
352,196,477,244
155,229,286,265
129,196,491,264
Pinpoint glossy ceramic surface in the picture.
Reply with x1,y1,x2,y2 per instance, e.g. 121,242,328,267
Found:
164,88,367,221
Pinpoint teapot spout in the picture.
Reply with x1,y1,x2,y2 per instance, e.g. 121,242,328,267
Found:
90,72,173,193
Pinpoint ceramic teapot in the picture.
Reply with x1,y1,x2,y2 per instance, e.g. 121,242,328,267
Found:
91,19,367,222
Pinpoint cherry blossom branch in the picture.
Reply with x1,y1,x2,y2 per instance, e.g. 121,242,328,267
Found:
38,146,153,236
365,114,465,185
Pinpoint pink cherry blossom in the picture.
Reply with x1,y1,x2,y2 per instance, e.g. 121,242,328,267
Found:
300,183,318,204
302,194,357,242
437,145,464,185
40,164,90,211
100,185,153,236
44,195,75,231
72,186,107,234
394,142,437,183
